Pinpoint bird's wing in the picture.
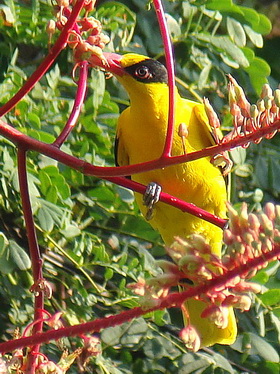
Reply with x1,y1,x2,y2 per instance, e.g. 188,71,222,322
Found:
193,103,231,192
114,111,130,168
193,104,223,146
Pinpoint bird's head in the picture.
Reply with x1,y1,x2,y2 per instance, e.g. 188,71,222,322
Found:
90,52,169,101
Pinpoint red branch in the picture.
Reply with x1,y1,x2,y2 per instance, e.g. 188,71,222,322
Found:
0,244,279,354
17,149,44,372
153,0,176,158
1,119,280,228
1,118,278,180
53,61,89,148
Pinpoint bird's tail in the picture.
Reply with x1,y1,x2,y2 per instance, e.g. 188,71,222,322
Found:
183,297,237,348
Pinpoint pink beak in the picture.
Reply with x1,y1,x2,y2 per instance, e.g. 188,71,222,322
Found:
89,52,124,76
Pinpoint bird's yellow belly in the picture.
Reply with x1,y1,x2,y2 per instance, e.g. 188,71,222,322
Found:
133,158,226,254
119,99,227,253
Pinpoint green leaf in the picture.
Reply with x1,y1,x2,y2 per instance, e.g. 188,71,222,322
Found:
39,170,52,195
104,267,114,281
206,0,242,13
27,112,41,129
211,352,235,373
198,63,212,90
116,186,134,205
0,246,15,274
240,9,271,35
227,17,246,47
0,232,7,256
8,240,31,270
254,361,280,374
244,25,263,48
37,206,54,232
178,353,211,373
260,289,280,306
91,69,105,111
120,318,148,346
232,333,279,362
46,184,58,204
243,53,270,93
60,224,81,238
165,13,181,39
42,165,59,176
196,34,249,68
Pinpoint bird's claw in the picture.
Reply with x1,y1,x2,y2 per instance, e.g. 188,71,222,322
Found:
143,182,162,220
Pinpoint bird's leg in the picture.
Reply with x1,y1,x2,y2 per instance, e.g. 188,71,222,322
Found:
143,182,162,220
178,123,188,155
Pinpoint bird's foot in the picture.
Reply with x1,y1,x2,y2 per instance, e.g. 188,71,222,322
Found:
143,182,162,220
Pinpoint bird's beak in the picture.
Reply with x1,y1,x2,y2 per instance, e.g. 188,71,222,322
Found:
89,52,124,76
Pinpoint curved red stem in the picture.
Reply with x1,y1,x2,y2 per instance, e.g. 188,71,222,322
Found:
53,62,89,148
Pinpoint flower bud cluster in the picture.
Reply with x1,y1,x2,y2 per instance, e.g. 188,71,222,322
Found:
223,202,280,276
2,331,99,372
128,202,280,351
46,0,110,64
224,75,280,146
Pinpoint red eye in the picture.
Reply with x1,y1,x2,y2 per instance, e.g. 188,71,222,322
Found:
135,66,152,79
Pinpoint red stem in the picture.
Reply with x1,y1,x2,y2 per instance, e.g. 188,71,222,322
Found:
1,244,279,354
1,120,280,228
0,0,86,118
17,149,44,373
153,0,176,158
0,119,227,228
1,119,279,178
53,62,89,148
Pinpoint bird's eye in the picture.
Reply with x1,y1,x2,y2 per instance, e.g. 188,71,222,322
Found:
134,66,152,80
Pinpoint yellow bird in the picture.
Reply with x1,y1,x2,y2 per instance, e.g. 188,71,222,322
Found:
92,52,237,348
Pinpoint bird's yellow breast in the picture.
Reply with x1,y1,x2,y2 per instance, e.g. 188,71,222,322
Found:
116,77,227,251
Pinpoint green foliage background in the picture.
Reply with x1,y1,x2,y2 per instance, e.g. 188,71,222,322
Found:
0,0,279,373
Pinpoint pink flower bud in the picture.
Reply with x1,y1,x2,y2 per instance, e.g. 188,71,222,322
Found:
259,213,273,234
227,75,251,116
156,260,179,274
239,202,249,228
223,229,236,245
274,89,280,108
248,213,260,231
250,104,259,119
191,234,211,254
233,281,262,294
178,122,188,138
257,99,265,113
179,325,201,352
57,0,69,7
201,305,229,329
46,19,56,36
260,84,273,99
229,295,252,311
203,98,221,129
264,202,276,221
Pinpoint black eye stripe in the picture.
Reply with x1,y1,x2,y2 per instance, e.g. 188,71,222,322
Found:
124,59,168,84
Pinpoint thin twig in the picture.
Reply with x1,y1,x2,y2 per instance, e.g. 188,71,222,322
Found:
53,62,89,148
